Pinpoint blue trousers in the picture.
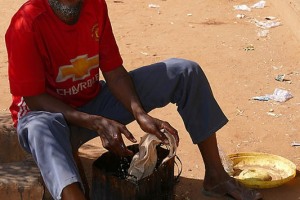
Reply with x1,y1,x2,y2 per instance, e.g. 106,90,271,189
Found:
17,58,228,199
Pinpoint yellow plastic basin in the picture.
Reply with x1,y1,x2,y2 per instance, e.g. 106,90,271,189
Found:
228,152,296,189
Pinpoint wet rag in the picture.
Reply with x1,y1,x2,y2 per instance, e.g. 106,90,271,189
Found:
128,130,177,180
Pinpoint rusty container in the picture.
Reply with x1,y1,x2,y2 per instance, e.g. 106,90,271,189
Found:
91,144,175,200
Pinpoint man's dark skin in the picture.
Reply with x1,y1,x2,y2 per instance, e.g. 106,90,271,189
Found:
24,0,262,199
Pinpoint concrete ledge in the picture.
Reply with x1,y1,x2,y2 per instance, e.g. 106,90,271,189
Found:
0,112,46,200
0,113,27,163
0,160,44,200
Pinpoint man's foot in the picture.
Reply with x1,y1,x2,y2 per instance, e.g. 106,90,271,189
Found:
202,177,263,200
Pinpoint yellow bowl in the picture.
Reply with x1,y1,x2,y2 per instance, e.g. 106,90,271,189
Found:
228,152,296,189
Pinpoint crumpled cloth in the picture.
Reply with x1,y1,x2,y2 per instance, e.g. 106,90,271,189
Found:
128,130,177,180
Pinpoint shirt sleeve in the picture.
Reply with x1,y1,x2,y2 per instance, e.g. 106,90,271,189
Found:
5,16,46,96
97,0,123,72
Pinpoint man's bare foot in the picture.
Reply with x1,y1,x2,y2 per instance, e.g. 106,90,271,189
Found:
197,134,263,199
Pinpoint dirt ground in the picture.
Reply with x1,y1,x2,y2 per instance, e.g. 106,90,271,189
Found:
1,0,300,199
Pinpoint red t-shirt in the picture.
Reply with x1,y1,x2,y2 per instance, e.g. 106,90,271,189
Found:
5,0,123,126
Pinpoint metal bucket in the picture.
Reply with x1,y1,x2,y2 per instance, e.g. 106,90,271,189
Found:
91,144,175,200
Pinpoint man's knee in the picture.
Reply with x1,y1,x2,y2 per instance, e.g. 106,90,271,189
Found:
170,58,199,68
18,112,69,151
167,58,206,83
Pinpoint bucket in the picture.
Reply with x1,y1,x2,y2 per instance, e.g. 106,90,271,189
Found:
91,144,175,200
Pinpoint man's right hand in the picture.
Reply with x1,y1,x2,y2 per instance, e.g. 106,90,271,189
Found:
86,115,137,156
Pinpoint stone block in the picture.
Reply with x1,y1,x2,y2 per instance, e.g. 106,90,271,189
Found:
0,160,44,200
0,113,27,163
0,112,45,200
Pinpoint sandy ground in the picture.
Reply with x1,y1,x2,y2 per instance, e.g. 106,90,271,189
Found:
1,0,300,199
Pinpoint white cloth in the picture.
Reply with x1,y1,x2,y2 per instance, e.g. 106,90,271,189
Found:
128,130,177,180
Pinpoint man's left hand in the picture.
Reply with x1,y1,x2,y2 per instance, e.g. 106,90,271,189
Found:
135,112,179,146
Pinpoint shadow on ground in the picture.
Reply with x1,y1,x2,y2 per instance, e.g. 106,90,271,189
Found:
174,171,300,200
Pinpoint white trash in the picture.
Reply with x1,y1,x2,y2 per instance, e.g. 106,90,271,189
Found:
234,5,251,11
148,4,160,8
251,96,271,101
257,29,269,37
251,1,266,9
254,19,281,29
251,88,293,102
267,88,293,102
236,14,246,19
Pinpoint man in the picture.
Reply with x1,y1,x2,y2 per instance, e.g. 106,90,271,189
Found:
5,0,263,199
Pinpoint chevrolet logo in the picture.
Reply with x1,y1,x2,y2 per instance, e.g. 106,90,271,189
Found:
56,54,99,82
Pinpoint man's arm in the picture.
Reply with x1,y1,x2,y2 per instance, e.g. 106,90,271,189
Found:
24,94,137,156
25,94,90,127
103,65,179,145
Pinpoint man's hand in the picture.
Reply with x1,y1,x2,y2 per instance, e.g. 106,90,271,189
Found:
87,115,137,156
135,112,179,146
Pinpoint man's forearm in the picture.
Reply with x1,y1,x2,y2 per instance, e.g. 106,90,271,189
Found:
103,66,146,120
24,93,93,129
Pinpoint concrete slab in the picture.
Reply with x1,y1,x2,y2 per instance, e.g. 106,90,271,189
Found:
0,160,44,200
0,113,45,200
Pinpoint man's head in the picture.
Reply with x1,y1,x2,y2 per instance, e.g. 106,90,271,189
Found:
48,0,83,24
